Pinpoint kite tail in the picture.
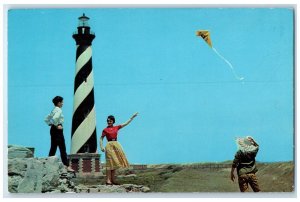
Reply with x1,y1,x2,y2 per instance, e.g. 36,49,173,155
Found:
212,47,244,81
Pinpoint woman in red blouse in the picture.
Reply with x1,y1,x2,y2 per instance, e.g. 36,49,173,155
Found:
100,112,138,185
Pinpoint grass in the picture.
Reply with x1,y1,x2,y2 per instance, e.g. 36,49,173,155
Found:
158,168,239,192
73,162,294,192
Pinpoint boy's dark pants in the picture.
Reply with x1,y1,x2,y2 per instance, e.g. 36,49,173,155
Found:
49,125,69,167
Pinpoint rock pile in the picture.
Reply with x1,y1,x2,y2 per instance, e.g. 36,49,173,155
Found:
7,145,150,193
8,156,76,193
74,184,150,193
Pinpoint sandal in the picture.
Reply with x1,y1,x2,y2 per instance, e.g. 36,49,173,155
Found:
106,182,113,185
112,182,120,185
66,166,75,172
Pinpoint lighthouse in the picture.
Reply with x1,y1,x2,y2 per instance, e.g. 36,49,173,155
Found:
69,14,101,178
71,13,97,154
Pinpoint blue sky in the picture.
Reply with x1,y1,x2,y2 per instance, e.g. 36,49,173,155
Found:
7,7,294,164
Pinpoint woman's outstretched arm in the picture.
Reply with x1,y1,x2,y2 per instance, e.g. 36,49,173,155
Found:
121,112,138,128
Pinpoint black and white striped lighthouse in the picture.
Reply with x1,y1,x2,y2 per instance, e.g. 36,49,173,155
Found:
71,14,97,154
68,14,101,178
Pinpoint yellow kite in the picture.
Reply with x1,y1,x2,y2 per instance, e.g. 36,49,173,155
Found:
196,30,244,81
196,30,212,48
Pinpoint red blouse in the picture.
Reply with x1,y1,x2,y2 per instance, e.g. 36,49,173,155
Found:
102,125,122,141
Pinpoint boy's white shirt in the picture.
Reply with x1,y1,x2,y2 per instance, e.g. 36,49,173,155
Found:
45,106,64,126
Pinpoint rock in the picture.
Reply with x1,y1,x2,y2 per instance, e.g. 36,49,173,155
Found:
121,184,150,193
98,185,126,193
74,184,89,193
48,190,62,193
73,184,150,193
124,174,137,178
8,175,23,193
8,158,27,177
17,158,44,193
141,186,151,193
15,157,66,193
8,145,34,159
8,153,74,193
7,145,150,193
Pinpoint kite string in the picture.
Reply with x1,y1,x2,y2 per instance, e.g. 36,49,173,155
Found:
212,47,244,81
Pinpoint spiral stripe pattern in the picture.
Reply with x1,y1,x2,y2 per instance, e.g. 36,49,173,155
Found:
71,45,97,154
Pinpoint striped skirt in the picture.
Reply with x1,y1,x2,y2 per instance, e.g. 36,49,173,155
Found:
105,141,129,170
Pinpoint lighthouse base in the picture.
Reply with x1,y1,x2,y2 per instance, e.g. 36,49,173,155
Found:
68,153,103,178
